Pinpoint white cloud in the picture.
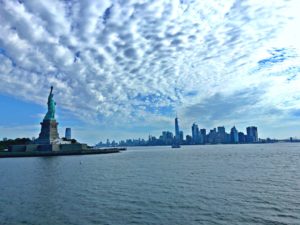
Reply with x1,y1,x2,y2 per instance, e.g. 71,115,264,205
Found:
0,0,299,139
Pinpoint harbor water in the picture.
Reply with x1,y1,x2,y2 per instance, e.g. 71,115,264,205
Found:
0,143,299,224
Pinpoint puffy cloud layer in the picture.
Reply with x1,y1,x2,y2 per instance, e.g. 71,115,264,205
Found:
0,0,299,135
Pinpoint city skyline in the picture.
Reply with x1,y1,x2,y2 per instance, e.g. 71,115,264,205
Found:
1,99,299,144
96,116,298,147
0,1,300,144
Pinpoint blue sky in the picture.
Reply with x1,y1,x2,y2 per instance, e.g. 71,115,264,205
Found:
0,0,300,144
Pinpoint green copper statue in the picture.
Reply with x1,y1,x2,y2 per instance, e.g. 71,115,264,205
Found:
44,86,56,120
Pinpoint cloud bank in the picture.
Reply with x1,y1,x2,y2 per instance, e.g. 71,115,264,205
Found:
0,0,299,137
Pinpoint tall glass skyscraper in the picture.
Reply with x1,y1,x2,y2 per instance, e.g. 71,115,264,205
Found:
230,126,239,143
175,117,180,140
192,123,199,144
246,126,258,143
65,128,71,140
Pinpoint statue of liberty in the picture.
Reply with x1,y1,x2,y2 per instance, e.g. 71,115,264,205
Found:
44,86,56,120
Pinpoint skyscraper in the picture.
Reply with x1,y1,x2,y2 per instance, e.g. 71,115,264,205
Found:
192,123,199,144
208,128,217,144
238,132,246,143
175,117,180,140
200,129,206,144
179,131,184,143
217,126,225,134
185,135,192,145
246,126,258,143
216,126,227,143
230,126,239,143
65,128,71,140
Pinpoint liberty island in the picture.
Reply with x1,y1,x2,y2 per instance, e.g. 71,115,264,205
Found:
0,87,124,157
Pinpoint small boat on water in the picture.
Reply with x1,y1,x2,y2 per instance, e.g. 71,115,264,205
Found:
171,143,181,148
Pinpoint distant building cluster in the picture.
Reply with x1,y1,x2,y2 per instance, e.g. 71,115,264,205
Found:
187,124,258,145
145,121,258,146
96,117,263,147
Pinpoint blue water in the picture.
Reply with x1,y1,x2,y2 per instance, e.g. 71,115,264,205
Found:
0,144,300,225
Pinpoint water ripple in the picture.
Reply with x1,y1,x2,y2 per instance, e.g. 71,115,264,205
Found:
0,144,300,225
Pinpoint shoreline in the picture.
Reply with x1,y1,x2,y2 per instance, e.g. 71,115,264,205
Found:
0,148,126,158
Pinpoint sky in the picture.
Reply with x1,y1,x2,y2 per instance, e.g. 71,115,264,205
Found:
0,0,300,144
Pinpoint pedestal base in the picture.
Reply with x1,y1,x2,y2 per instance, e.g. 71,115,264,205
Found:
36,119,59,144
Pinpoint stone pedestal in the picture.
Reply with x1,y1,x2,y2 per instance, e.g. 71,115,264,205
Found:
36,119,59,144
